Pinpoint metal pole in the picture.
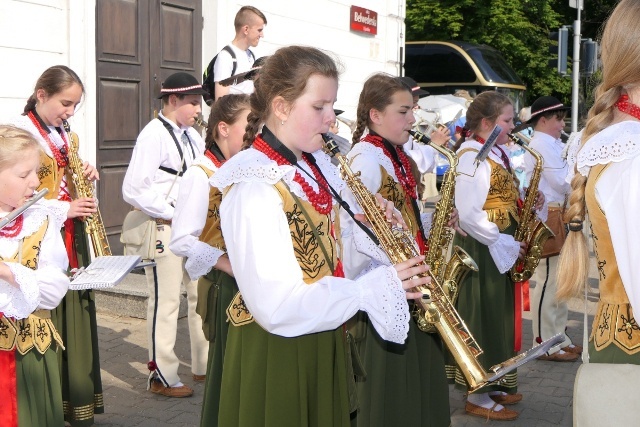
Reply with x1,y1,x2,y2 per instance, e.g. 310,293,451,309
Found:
571,1,582,132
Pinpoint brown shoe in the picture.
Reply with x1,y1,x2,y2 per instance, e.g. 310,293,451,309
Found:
490,393,523,405
562,345,583,354
465,401,519,421
149,380,193,398
193,374,206,382
537,351,579,362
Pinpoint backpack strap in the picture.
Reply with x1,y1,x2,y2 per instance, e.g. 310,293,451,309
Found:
222,45,237,76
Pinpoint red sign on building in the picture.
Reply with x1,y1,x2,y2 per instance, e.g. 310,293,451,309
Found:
350,6,378,35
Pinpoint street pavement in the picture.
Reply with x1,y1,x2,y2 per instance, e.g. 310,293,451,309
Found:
93,284,598,426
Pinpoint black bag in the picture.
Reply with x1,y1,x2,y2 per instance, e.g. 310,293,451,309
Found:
202,45,254,105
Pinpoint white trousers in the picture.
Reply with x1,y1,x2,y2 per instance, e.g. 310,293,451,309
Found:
144,224,208,386
530,256,573,354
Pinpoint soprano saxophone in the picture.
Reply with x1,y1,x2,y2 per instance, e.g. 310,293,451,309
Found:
408,130,478,332
63,120,112,257
322,133,561,392
508,134,553,282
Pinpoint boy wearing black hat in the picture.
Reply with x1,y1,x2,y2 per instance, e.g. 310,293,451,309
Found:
523,96,581,362
122,72,209,397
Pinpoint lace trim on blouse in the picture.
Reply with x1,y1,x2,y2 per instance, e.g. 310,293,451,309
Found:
488,233,520,274
0,264,40,319
185,241,224,282
211,147,345,203
569,122,640,180
349,141,400,182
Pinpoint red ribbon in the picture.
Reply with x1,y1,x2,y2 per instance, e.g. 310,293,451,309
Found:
514,281,523,352
522,280,530,311
64,218,79,269
0,316,18,427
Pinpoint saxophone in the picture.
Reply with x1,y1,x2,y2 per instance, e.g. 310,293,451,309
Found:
408,130,478,332
507,134,553,282
322,133,555,392
63,120,112,257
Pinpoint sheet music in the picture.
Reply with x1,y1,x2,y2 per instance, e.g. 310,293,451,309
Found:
69,255,142,290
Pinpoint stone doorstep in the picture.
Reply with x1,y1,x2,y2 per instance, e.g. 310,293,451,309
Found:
94,271,188,319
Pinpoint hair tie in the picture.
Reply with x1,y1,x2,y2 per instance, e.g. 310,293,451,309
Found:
568,220,583,232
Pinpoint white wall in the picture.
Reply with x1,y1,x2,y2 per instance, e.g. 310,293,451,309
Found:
204,0,406,121
0,0,96,163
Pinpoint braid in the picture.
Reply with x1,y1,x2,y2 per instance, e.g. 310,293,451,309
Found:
23,95,37,115
242,111,261,149
352,107,368,145
556,84,621,301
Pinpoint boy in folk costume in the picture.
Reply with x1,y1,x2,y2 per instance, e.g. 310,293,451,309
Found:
122,72,208,397
524,96,581,362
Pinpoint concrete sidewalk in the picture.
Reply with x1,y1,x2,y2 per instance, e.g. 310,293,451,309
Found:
93,287,596,427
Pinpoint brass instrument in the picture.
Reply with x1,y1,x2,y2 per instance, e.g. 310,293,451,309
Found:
409,129,478,317
507,134,553,282
336,116,356,133
322,133,562,392
195,115,208,128
414,110,457,148
63,120,112,257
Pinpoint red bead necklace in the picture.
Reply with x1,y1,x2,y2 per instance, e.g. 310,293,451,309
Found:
253,136,333,215
363,134,417,200
0,214,24,238
204,149,224,168
615,94,640,120
27,111,68,168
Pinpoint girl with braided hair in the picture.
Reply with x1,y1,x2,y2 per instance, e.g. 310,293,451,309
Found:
557,0,640,366
340,72,454,427
210,46,431,426
168,94,250,425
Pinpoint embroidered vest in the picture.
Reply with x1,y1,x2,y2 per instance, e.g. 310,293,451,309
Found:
195,164,226,251
37,151,65,199
227,181,337,327
458,148,520,230
377,167,419,239
0,216,64,354
587,164,640,354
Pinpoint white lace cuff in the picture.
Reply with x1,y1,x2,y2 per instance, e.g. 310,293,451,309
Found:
185,241,224,281
352,222,392,266
358,265,410,344
0,263,40,319
39,199,70,228
420,211,434,237
488,233,520,274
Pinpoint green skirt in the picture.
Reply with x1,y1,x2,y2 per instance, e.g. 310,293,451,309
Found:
448,224,518,394
199,269,238,426
52,218,104,426
353,312,450,427
218,322,351,427
588,341,640,364
17,348,64,427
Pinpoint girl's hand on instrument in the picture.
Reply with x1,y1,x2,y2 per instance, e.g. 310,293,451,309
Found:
517,241,527,261
82,161,100,182
68,197,98,219
430,126,451,147
394,255,430,300
534,190,545,212
355,194,408,230
447,208,467,237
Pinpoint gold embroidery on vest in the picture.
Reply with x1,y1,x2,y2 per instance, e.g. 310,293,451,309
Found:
0,217,64,354
196,164,226,251
227,181,335,327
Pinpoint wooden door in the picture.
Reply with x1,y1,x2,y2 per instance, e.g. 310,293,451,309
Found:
96,0,202,254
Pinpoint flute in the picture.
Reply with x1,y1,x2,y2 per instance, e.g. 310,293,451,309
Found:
0,189,49,230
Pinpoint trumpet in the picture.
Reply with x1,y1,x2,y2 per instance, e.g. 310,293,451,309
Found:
336,116,356,133
414,109,457,147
